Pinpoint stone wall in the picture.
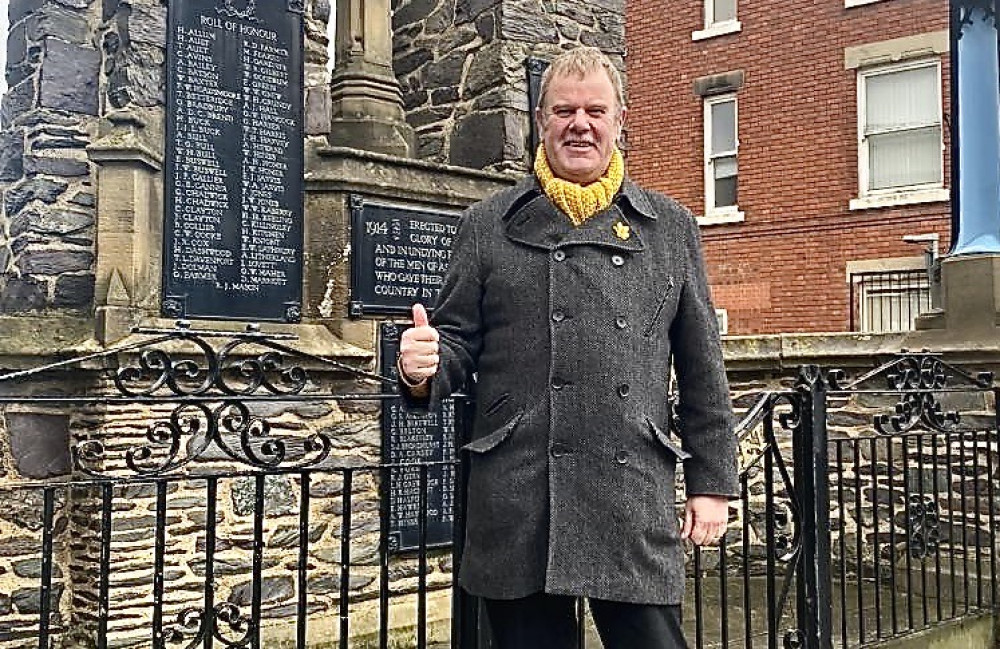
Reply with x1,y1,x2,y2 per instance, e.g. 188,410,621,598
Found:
391,0,625,173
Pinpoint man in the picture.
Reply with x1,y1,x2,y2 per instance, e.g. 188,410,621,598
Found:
398,47,738,649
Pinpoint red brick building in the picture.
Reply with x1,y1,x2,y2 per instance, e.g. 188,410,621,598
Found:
626,0,952,334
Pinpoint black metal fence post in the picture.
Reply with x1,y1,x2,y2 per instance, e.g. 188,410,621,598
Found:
452,395,484,649
794,366,834,649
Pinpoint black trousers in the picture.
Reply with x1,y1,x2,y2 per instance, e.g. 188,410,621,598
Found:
482,592,689,649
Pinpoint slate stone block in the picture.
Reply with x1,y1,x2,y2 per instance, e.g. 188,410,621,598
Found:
12,584,64,615
53,273,94,307
0,129,25,182
0,276,48,313
39,38,100,115
1,77,37,128
393,0,438,30
4,178,68,215
10,0,46,24
6,412,71,478
24,155,90,177
12,558,63,579
7,22,28,68
228,575,294,606
27,6,89,43
19,249,94,274
11,208,93,236
423,50,467,89
455,0,500,23
449,112,505,168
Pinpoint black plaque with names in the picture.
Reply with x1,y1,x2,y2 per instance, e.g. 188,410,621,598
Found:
163,0,305,323
379,323,455,553
349,196,460,318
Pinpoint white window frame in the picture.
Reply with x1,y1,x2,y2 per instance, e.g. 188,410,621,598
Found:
692,0,741,41
851,58,947,210
702,93,744,225
715,309,729,335
845,0,890,7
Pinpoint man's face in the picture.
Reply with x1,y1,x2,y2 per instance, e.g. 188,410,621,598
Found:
536,69,626,184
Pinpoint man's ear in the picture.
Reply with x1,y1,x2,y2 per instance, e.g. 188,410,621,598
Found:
616,107,628,143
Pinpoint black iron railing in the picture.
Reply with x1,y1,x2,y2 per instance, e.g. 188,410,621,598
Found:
0,327,996,649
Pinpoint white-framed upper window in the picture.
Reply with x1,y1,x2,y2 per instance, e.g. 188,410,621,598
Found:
692,0,741,40
853,58,945,209
702,94,743,224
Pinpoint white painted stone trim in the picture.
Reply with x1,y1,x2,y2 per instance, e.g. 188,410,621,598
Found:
692,20,742,41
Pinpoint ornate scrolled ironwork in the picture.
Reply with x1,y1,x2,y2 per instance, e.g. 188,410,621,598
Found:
213,602,253,647
163,607,207,649
837,353,993,435
783,630,806,649
907,494,941,559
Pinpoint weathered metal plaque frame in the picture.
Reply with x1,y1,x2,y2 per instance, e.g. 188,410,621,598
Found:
163,0,305,322
349,195,460,318
378,322,455,553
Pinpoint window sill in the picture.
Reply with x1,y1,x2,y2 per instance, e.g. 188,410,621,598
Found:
845,0,889,6
849,188,949,210
698,209,745,226
692,20,742,41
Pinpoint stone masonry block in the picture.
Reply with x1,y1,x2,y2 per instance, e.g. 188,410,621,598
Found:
27,6,90,43
450,111,505,168
0,129,25,181
39,38,100,115
19,249,95,275
0,275,47,312
53,273,95,307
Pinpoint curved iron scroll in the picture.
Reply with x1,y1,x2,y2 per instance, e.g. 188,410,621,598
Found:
837,353,994,435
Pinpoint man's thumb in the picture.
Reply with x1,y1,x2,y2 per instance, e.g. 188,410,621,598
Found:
412,303,429,327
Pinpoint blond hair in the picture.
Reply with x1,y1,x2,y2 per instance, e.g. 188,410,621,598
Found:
537,47,625,114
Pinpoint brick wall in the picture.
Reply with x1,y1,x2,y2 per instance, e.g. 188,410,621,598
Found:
625,0,952,334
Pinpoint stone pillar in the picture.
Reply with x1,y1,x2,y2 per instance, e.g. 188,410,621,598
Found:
328,0,415,155
391,0,625,173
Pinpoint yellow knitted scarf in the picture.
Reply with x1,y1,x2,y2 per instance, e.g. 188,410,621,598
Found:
534,144,625,226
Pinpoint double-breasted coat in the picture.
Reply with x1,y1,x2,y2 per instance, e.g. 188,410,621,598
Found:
408,175,739,605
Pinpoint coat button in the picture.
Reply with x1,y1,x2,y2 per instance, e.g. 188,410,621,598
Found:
553,250,566,262
551,444,568,458
552,310,565,322
614,450,629,464
618,383,630,398
611,255,625,267
552,378,566,390
615,316,627,329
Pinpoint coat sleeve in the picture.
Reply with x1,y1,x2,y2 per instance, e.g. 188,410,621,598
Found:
400,210,483,412
669,212,739,498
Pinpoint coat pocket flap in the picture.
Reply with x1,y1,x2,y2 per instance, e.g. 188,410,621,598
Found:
461,410,524,454
646,417,692,461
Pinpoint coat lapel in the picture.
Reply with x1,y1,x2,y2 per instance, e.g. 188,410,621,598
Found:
502,176,654,252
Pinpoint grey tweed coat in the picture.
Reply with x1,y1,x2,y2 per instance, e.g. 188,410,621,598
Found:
408,175,738,605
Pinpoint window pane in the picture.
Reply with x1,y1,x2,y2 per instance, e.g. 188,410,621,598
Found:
713,155,738,207
865,65,938,133
869,126,941,190
711,101,736,154
712,0,736,23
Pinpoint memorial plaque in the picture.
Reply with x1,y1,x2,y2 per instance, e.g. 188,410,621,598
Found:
163,0,305,322
379,323,455,553
349,196,460,318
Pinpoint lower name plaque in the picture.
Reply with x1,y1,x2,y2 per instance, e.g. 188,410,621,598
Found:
379,323,455,553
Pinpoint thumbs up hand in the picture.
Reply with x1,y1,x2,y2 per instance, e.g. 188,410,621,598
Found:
399,304,440,385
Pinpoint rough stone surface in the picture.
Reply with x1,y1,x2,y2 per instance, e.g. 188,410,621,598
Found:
1,77,37,128
12,584,64,614
12,558,64,579
53,273,95,307
27,6,90,43
450,112,505,168
39,38,101,115
23,155,90,177
0,275,48,312
3,177,68,215
0,129,25,181
228,575,294,606
11,208,94,236
128,2,167,44
231,474,298,517
6,412,71,478
19,249,94,275
10,0,46,24
0,593,11,616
